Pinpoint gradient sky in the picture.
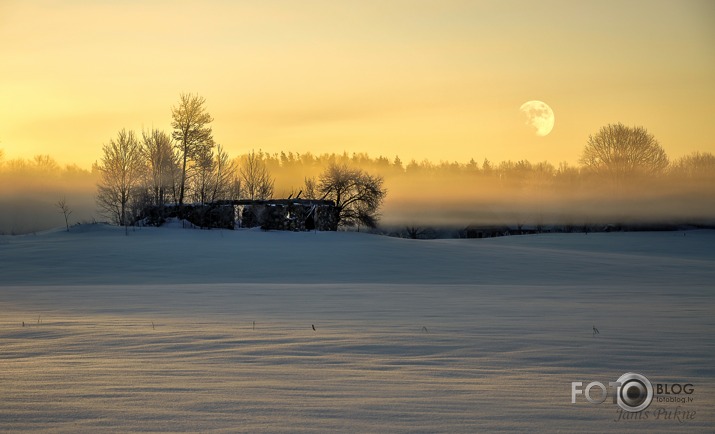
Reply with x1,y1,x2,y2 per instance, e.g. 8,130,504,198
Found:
1,0,714,169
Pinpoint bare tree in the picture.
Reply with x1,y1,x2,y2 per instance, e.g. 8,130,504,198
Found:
56,197,72,232
211,144,238,201
670,152,715,180
404,225,427,239
303,176,318,199
190,144,239,204
142,129,176,206
318,163,386,228
171,93,214,205
33,155,59,172
97,129,144,227
240,150,274,200
190,144,215,205
167,154,184,205
580,123,668,187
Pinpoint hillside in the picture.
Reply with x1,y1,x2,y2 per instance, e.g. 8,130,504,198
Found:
0,225,713,432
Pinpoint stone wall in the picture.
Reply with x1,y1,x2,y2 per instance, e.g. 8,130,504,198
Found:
138,199,337,231
137,203,235,229
237,200,337,231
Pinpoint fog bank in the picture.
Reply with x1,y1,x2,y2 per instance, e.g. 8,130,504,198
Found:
1,153,714,234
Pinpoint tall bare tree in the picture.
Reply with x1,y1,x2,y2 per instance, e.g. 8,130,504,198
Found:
240,150,274,200
97,129,144,227
318,163,386,228
142,129,176,206
171,93,214,205
580,123,668,187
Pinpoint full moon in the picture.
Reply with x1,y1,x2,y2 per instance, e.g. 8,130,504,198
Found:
519,100,554,136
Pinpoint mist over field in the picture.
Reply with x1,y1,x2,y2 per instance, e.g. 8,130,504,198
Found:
0,163,97,234
1,152,714,234
380,171,715,229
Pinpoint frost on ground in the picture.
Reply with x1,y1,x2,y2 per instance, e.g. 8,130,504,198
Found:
0,225,713,432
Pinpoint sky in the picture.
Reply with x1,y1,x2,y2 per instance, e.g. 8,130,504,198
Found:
1,0,714,169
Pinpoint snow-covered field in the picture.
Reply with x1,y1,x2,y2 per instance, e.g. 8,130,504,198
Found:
1,225,713,432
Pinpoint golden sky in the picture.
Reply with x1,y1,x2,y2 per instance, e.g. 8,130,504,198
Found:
1,0,714,169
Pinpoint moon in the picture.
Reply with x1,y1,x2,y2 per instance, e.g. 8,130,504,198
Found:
520,100,554,136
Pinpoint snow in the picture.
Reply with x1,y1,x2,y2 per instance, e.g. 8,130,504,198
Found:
1,225,713,432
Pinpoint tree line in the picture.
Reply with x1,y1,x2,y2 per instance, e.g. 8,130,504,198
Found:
229,126,714,191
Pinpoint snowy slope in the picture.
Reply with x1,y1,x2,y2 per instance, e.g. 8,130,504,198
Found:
0,225,713,432
1,223,713,286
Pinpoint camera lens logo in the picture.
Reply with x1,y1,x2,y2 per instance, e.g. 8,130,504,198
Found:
616,372,653,412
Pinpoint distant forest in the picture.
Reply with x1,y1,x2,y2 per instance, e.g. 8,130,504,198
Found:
1,145,714,235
